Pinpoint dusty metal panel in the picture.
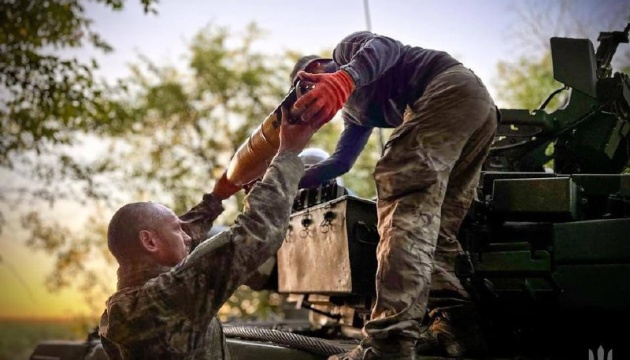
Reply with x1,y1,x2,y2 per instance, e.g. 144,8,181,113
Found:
277,196,378,295
278,199,353,294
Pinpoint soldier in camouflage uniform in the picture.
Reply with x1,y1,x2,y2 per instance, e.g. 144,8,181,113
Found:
98,108,319,359
291,31,498,359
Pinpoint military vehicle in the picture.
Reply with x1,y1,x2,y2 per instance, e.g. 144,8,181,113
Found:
30,25,630,360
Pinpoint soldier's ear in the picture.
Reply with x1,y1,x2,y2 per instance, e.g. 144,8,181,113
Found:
139,230,160,254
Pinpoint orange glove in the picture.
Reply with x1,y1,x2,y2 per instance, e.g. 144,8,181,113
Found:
293,70,355,128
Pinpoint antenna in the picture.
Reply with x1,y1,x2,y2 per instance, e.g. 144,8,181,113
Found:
363,0,372,31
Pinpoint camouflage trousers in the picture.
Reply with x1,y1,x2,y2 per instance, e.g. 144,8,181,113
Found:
364,65,498,343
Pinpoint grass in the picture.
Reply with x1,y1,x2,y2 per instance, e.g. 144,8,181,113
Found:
0,318,96,360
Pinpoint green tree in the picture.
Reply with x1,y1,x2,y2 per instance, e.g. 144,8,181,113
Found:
21,208,115,316
0,0,159,234
0,0,159,320
93,23,291,215
495,0,629,110
495,53,565,111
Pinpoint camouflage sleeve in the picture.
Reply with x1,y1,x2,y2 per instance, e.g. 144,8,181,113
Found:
139,150,304,321
179,193,224,251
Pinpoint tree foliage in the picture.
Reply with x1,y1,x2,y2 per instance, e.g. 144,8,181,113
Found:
21,209,115,315
0,0,158,317
494,0,629,110
0,0,158,165
0,0,160,250
495,53,565,111
94,23,294,215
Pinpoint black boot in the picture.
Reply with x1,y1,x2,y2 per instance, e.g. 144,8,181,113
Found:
416,306,487,357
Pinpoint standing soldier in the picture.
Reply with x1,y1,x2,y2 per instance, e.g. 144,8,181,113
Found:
291,31,498,359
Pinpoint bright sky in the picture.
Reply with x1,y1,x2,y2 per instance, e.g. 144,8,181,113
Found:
0,0,622,320
83,0,523,98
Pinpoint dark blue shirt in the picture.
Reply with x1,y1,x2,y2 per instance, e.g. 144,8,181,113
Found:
299,31,460,188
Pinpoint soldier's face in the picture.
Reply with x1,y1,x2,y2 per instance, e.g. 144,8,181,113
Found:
153,205,192,266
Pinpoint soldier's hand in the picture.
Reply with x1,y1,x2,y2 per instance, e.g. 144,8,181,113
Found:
279,105,319,153
292,70,354,127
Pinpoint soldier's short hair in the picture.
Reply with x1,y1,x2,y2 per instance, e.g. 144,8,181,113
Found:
107,202,168,263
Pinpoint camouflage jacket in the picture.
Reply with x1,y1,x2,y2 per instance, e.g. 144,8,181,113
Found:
99,151,304,359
